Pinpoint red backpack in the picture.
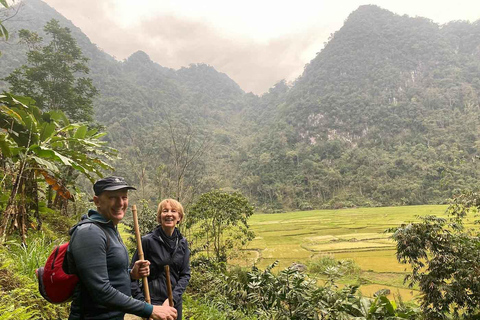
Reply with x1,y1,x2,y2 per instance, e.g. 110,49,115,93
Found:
35,221,110,304
36,242,78,303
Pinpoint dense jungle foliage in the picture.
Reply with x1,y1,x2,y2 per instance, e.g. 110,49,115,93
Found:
1,1,480,211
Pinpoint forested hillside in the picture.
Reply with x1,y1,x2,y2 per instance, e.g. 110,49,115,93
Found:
1,0,479,211
235,6,480,210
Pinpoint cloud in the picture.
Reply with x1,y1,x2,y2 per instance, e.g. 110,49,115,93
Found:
44,0,325,94
136,15,325,94
37,0,480,93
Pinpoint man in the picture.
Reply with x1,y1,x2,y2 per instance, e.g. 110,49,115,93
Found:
67,176,177,320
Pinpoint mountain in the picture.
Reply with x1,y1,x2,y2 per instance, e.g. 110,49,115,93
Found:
1,0,480,210
0,0,245,129
235,5,480,210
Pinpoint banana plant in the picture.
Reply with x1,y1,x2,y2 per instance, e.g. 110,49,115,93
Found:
347,295,419,320
0,93,116,243
0,0,9,58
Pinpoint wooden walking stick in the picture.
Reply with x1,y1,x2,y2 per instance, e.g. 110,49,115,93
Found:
132,204,151,304
164,265,174,307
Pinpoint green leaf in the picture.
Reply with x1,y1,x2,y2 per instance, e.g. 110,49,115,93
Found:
0,23,8,41
8,94,35,108
50,140,63,149
57,123,82,134
31,106,43,122
92,158,114,170
31,155,59,173
48,110,69,125
39,122,56,142
0,134,12,157
16,109,38,133
74,125,87,139
86,128,98,137
71,162,90,177
92,132,107,139
52,150,74,166
378,296,395,314
29,145,55,159
0,105,25,126
0,0,9,8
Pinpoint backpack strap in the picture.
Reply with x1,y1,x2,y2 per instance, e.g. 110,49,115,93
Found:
92,222,110,251
74,220,111,250
63,221,111,275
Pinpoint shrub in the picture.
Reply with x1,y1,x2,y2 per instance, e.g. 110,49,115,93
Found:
188,257,421,319
308,255,361,276
1,238,70,319
0,305,38,320
392,191,480,319
1,283,69,319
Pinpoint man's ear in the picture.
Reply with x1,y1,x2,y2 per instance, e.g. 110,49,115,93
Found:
93,195,99,206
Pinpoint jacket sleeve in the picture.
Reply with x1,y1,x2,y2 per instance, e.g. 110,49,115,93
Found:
71,224,152,318
172,239,191,305
129,238,147,302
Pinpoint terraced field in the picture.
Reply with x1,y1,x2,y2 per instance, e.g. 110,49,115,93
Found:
240,205,449,301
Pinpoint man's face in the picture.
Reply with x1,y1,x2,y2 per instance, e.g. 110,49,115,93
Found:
93,189,129,225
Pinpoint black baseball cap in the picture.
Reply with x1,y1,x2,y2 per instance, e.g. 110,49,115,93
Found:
93,176,136,196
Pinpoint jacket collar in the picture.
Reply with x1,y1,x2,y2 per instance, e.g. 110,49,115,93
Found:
86,209,115,227
152,225,184,239
69,210,114,236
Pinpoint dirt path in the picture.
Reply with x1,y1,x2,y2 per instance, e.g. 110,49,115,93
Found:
124,314,142,320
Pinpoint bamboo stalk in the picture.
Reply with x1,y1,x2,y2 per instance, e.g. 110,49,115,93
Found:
164,265,174,307
132,204,151,304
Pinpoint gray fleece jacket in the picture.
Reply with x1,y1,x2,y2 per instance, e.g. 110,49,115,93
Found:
67,210,153,320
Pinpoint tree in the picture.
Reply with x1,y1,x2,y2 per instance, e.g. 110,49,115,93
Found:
154,113,212,206
4,19,97,122
0,93,115,243
392,191,480,319
187,190,254,262
0,1,10,54
124,199,158,252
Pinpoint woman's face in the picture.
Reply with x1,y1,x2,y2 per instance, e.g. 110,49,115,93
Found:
159,202,181,230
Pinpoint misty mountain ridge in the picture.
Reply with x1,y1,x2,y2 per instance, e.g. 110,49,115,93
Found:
1,0,479,210
0,0,244,124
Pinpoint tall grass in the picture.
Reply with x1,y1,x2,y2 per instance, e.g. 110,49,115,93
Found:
1,233,70,319
9,232,55,279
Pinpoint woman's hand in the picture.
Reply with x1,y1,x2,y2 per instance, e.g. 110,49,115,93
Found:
130,259,150,280
162,298,173,307
150,304,177,320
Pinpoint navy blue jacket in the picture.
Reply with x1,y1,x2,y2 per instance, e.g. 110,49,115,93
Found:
131,226,190,320
67,211,153,320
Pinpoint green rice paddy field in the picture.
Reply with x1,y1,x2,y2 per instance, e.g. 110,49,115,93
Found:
239,205,450,301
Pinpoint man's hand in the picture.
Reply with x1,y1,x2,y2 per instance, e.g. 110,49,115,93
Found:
130,260,150,280
150,304,177,320
162,298,172,307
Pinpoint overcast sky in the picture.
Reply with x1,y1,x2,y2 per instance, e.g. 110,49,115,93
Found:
38,0,480,94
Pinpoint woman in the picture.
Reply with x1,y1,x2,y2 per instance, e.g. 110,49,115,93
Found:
131,199,190,320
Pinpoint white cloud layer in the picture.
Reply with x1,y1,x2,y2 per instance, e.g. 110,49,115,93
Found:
42,0,480,94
